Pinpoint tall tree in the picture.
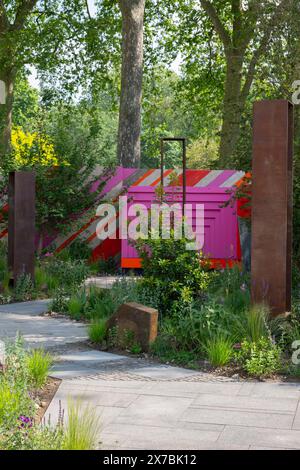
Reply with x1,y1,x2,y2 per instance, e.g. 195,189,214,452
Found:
0,0,37,155
0,0,93,159
199,0,290,166
117,0,145,167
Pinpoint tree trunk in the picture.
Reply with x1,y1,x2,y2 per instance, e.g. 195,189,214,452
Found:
117,0,145,168
0,68,16,158
219,54,244,167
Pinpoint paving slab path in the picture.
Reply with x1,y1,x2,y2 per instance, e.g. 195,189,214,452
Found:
0,300,88,349
1,300,300,450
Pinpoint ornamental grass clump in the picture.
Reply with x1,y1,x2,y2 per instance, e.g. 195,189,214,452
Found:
205,335,233,367
62,399,101,450
88,319,107,344
26,349,53,390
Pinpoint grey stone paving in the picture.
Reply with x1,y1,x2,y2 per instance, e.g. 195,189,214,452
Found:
0,300,88,348
85,276,139,290
47,349,300,450
2,299,300,450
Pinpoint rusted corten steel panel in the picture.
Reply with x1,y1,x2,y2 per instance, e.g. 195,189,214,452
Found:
8,171,35,285
251,100,293,316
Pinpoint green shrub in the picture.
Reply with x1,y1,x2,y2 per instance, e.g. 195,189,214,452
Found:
14,274,35,301
150,334,197,365
97,256,118,275
135,233,212,317
0,336,32,430
62,400,101,450
34,266,48,292
205,335,233,367
130,342,142,354
26,349,53,389
0,380,32,430
0,423,64,450
237,338,282,377
45,258,88,291
67,291,87,320
208,266,250,315
66,239,92,261
88,320,107,344
106,326,118,348
50,288,69,313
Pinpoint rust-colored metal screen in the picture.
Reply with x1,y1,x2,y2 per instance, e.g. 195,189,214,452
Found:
251,100,293,316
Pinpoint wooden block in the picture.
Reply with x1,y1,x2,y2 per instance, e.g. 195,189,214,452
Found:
106,302,158,351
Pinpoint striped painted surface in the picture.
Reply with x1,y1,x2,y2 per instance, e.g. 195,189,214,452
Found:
0,167,246,265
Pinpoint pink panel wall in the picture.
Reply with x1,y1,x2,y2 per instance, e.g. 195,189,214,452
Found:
122,186,238,261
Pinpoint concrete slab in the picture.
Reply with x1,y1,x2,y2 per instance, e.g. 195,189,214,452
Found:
57,350,128,364
128,365,200,380
0,299,50,315
0,300,87,349
218,425,300,449
182,406,294,429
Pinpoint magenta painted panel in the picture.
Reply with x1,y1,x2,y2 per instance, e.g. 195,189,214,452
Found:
121,185,238,261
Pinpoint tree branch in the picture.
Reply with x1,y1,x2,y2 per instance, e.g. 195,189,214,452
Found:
200,0,231,52
13,0,38,31
0,0,10,31
85,0,92,20
241,0,291,103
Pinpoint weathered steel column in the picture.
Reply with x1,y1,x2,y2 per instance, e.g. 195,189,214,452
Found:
251,100,293,316
8,171,35,285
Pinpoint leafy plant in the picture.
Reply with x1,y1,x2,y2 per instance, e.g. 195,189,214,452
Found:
14,273,35,302
237,338,282,377
136,232,212,318
50,288,69,313
65,239,92,261
67,291,87,320
0,380,32,430
34,266,49,292
97,256,118,275
130,342,142,355
45,259,88,291
106,326,119,349
26,349,53,390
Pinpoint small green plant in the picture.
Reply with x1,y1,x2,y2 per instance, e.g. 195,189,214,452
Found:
130,342,142,354
67,291,87,320
45,258,88,290
98,256,118,275
66,239,92,261
26,349,53,389
242,304,270,343
34,266,49,292
14,273,35,301
0,380,32,430
237,338,282,377
50,288,69,313
106,326,118,348
88,319,107,344
205,335,233,367
120,329,135,349
62,400,101,450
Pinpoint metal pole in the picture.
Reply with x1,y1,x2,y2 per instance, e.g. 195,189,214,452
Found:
160,137,187,217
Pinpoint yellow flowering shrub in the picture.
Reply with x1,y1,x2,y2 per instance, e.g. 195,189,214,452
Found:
11,127,60,167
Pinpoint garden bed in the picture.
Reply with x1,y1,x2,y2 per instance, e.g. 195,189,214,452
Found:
34,377,61,423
